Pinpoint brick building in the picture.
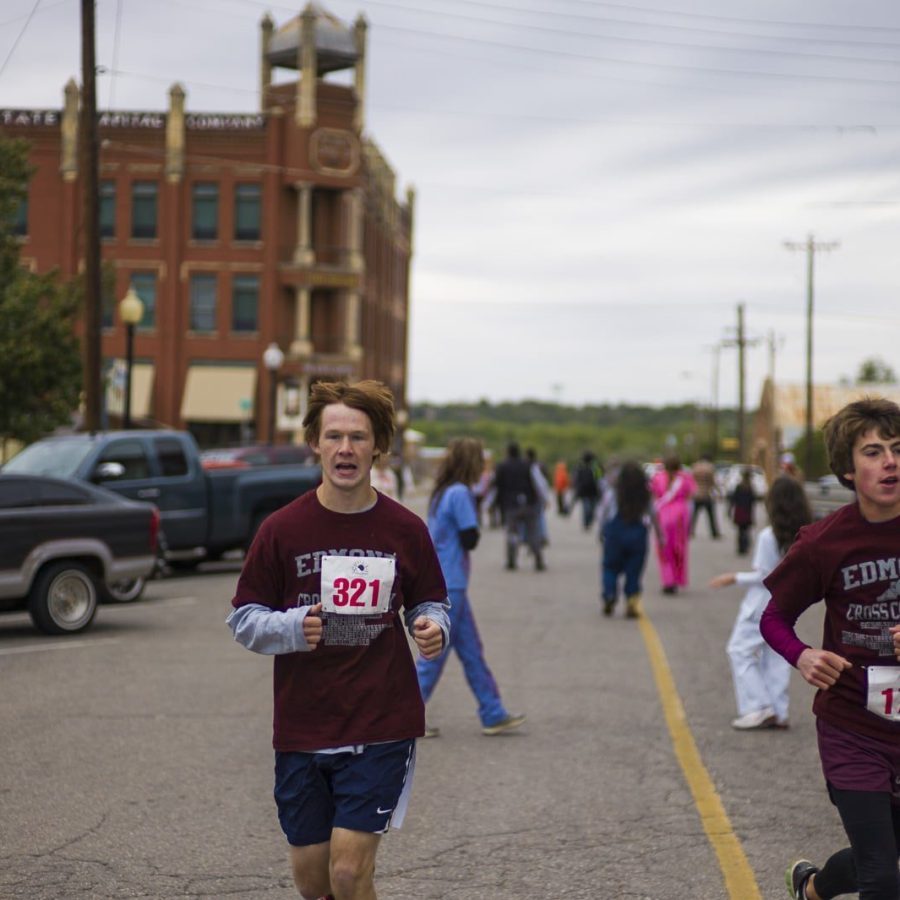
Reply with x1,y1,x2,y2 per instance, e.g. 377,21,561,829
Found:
1,3,414,446
751,377,900,481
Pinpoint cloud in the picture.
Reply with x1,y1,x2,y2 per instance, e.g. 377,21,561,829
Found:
4,0,900,408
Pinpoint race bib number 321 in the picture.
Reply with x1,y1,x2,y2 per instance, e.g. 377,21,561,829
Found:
320,555,395,615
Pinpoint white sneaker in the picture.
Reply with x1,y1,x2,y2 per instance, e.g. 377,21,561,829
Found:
731,708,776,730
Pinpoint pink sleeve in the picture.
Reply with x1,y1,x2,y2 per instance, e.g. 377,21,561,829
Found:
759,599,809,667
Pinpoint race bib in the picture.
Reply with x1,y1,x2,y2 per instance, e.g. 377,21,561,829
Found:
865,666,900,722
320,555,395,615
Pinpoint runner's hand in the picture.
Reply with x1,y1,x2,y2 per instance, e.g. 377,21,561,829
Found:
890,624,900,661
413,617,443,660
303,603,323,648
797,647,851,689
709,573,736,589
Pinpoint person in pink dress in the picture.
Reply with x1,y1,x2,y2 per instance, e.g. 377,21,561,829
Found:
650,455,696,594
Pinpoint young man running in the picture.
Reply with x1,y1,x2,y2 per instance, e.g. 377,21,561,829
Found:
760,397,900,900
227,380,449,900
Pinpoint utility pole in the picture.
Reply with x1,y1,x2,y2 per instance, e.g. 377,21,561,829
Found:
764,330,784,482
709,343,721,457
80,0,102,432
784,234,839,478
720,303,761,463
737,304,746,462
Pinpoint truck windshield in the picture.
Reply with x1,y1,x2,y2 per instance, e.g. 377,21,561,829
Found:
3,437,95,478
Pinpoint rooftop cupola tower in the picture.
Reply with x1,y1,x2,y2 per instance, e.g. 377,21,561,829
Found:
259,3,367,131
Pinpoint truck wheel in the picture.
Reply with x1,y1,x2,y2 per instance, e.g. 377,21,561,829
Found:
28,562,99,635
101,576,146,604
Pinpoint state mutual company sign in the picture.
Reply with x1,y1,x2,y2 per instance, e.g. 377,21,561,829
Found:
0,109,265,131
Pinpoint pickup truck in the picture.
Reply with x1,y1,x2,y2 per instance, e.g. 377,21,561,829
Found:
0,473,159,634
4,430,320,565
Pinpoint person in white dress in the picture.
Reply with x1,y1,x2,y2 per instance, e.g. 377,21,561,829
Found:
709,476,812,730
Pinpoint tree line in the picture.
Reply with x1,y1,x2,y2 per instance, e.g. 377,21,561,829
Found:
409,400,740,469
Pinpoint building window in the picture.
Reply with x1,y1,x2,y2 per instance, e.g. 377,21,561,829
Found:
190,273,217,332
11,194,27,236
234,183,261,241
131,181,158,239
101,277,115,329
231,275,259,332
100,180,116,238
191,182,218,240
130,272,157,330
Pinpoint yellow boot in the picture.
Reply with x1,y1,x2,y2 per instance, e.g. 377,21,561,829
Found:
625,593,642,619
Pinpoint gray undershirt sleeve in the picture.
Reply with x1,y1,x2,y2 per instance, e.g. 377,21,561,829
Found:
226,603,313,655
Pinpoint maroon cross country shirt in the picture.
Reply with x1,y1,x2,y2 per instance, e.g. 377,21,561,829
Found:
762,503,900,741
232,490,447,751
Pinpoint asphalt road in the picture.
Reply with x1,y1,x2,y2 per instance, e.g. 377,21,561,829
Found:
0,496,844,900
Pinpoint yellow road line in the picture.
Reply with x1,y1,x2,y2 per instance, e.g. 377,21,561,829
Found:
638,613,762,900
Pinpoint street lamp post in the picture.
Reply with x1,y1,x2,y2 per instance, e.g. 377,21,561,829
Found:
262,342,285,444
118,287,144,429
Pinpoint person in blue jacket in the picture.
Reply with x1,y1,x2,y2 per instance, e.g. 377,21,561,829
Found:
417,437,526,737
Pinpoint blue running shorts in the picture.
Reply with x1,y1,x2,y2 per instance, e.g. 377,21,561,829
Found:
274,739,415,847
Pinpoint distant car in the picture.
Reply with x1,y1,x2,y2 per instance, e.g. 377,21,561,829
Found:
0,474,159,635
804,474,856,520
719,464,768,498
199,444,313,470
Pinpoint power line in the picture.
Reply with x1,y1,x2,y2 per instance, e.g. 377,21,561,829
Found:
240,0,900,43
0,0,43,83
0,0,67,31
218,0,900,81
371,20,900,88
167,4,900,94
104,66,891,131
329,0,900,67
108,0,124,110
536,0,900,37
111,67,258,97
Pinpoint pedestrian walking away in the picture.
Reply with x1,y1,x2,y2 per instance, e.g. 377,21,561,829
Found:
597,460,662,619
226,380,451,900
650,455,696,594
553,458,571,516
709,475,812,730
527,447,551,550
416,437,526,738
572,451,602,531
759,398,900,900
728,467,760,555
493,441,545,571
690,453,721,538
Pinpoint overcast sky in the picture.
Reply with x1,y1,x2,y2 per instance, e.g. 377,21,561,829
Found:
2,0,900,407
